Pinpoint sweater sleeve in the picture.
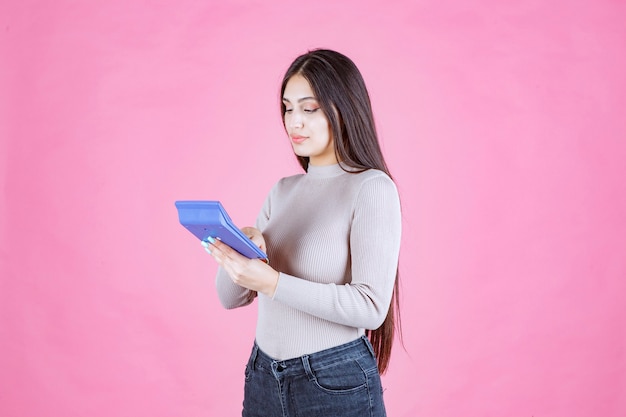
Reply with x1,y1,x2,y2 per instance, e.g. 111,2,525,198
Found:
214,194,272,310
271,175,402,329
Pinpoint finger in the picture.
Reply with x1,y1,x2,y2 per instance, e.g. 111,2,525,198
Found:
208,237,243,264
241,229,265,251
205,236,223,257
241,227,254,239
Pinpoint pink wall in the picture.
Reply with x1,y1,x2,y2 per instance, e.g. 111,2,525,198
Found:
1,1,625,416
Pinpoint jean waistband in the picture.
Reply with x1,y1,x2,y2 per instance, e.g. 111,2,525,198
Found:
248,336,376,378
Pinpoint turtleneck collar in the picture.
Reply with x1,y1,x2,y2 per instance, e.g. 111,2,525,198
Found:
305,162,360,178
306,162,359,178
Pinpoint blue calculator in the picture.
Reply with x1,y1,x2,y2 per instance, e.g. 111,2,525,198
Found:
175,200,268,263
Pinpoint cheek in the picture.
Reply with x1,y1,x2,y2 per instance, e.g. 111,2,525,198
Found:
312,116,331,139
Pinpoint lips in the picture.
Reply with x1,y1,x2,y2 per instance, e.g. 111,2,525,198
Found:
290,134,307,144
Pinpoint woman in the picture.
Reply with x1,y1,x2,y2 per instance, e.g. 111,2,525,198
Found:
204,49,402,417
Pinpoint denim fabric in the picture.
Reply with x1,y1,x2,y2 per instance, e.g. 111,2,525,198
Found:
242,336,386,417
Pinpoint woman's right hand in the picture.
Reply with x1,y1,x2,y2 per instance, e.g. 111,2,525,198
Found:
204,234,278,297
240,227,266,252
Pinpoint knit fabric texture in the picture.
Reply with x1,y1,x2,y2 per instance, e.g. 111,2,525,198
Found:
216,162,402,360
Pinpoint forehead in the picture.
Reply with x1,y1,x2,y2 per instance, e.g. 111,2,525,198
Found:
283,74,316,100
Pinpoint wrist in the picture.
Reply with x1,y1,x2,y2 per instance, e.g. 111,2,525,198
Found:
266,271,280,298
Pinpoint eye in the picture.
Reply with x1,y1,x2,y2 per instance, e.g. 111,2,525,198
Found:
284,108,293,114
304,107,319,114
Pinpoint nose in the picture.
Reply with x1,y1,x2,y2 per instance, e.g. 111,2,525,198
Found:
288,111,304,129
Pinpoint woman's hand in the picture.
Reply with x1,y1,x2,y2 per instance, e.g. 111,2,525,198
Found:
241,227,267,252
203,235,278,298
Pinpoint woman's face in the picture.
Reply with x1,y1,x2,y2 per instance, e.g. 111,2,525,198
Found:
282,74,337,166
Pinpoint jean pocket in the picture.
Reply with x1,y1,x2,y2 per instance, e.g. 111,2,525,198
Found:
312,358,368,394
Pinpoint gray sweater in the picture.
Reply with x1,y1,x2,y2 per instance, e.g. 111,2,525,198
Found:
216,163,402,360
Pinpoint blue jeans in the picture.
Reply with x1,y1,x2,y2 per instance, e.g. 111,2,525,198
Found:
242,336,387,417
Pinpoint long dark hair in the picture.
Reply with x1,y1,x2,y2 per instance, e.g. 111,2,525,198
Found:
280,49,402,374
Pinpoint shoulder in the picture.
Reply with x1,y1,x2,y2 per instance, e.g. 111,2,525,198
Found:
351,169,398,195
353,168,392,181
350,170,401,222
265,172,305,198
275,172,305,189
353,169,400,211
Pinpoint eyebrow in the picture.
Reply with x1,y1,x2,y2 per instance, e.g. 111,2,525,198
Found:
282,96,317,103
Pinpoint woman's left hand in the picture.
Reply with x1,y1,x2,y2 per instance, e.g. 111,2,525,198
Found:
205,237,279,298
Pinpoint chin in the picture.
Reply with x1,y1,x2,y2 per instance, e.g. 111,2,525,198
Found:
291,148,309,158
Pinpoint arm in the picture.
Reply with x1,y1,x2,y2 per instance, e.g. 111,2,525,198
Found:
215,266,257,309
272,175,402,329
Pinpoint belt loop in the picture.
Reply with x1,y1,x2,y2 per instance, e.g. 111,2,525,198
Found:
301,355,315,381
362,335,376,359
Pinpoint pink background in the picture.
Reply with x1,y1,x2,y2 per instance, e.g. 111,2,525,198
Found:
1,1,625,416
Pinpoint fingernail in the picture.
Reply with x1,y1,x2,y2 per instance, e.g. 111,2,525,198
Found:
207,236,216,244
201,241,209,248
204,247,212,254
